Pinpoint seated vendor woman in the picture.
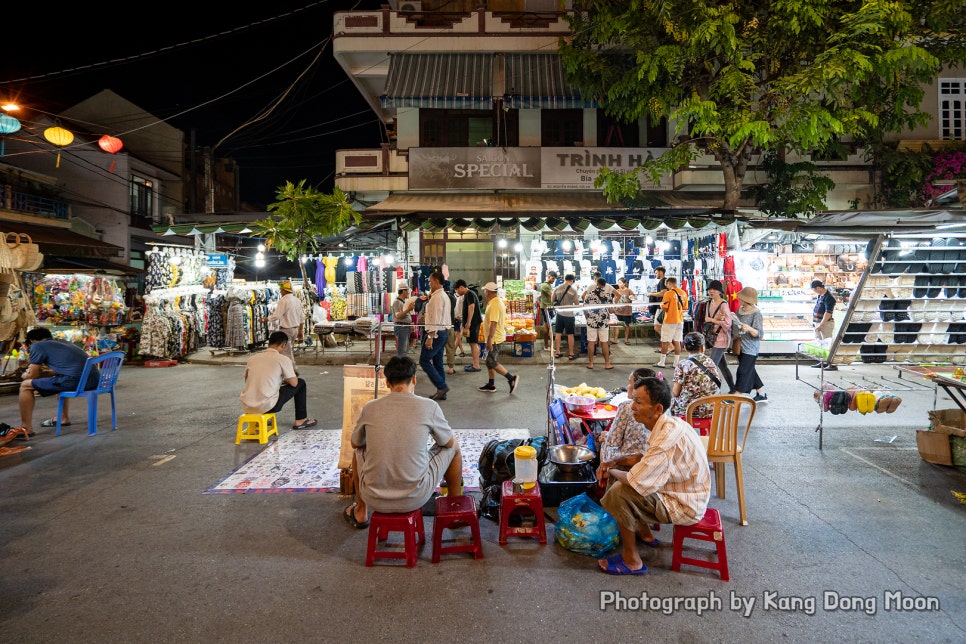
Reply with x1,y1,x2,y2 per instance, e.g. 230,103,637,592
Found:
343,356,463,528
669,332,722,420
595,367,659,482
597,376,711,575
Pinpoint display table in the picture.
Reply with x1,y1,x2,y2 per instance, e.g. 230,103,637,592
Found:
565,402,618,437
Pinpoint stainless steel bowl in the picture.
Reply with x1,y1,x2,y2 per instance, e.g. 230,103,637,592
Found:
548,444,595,473
564,395,596,414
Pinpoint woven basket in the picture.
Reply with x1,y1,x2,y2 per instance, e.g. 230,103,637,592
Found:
21,249,43,272
4,232,27,270
9,233,40,271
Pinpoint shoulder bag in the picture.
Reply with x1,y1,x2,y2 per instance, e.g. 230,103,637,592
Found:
703,302,724,348
688,356,721,388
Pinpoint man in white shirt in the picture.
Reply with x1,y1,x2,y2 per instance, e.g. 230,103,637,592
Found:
420,271,452,401
240,331,316,430
597,376,710,575
263,281,305,367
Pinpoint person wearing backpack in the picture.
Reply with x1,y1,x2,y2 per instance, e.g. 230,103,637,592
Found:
654,277,688,368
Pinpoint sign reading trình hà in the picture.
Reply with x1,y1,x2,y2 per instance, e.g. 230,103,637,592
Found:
408,147,673,191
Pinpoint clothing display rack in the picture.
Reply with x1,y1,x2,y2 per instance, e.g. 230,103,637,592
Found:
140,285,209,360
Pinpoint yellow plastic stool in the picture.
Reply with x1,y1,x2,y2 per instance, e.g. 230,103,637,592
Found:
235,413,279,444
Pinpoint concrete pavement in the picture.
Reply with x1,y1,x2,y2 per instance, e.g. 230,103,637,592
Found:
0,353,964,643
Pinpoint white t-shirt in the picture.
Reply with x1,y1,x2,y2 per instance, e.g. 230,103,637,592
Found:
240,348,296,413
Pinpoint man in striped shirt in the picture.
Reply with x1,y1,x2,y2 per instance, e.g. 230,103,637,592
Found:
597,376,711,575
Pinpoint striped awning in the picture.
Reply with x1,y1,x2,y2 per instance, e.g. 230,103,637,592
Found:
381,53,493,109
503,54,598,109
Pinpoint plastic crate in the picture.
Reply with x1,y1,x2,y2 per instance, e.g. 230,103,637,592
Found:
513,342,533,357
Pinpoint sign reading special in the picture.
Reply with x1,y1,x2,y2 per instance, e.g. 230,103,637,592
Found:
408,147,672,191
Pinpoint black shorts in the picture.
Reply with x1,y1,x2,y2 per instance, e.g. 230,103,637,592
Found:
554,315,576,335
616,314,635,325
467,321,481,343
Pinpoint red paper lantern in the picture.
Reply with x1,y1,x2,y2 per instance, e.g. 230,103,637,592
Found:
43,126,74,168
98,134,124,172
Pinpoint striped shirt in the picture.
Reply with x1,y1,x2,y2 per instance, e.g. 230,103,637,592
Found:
626,413,711,525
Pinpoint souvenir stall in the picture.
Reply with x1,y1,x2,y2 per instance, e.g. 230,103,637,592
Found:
22,273,132,357
746,210,966,449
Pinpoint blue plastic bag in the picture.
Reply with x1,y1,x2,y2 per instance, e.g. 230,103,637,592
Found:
554,492,620,557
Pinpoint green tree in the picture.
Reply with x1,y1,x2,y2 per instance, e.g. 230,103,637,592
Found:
560,0,964,211
251,180,359,290
748,152,836,218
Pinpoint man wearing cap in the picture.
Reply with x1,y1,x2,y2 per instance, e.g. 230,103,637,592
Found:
392,285,415,357
264,281,306,368
420,271,452,401
538,270,558,351
478,282,520,394
810,280,839,371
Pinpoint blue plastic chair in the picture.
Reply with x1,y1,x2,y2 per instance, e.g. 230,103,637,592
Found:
55,351,126,437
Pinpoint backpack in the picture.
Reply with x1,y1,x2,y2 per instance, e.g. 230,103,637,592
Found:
477,436,548,520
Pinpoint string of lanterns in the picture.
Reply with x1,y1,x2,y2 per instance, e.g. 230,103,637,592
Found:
0,104,124,171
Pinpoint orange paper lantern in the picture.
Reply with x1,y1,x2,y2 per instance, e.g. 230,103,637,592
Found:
98,134,124,172
43,126,74,168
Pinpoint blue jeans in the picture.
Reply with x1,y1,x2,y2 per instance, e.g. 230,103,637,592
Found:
419,329,448,391
394,328,410,357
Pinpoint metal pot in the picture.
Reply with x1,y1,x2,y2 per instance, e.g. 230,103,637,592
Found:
548,444,594,473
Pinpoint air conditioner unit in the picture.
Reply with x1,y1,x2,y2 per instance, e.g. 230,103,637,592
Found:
399,1,421,11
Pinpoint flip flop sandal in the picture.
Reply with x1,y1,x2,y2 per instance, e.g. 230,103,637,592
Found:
342,503,369,529
7,427,31,441
886,396,902,413
292,419,318,430
41,418,70,428
598,554,647,576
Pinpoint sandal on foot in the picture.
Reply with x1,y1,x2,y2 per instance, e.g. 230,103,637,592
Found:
636,534,661,547
343,503,369,529
292,419,317,430
41,418,69,428
568,354,578,360
7,427,32,441
598,554,647,575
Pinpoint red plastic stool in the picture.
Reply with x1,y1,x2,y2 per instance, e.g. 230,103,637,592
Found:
432,495,483,563
677,414,711,436
498,479,547,546
365,509,425,568
670,508,729,581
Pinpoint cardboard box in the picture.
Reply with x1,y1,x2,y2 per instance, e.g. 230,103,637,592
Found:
927,409,966,437
916,430,952,466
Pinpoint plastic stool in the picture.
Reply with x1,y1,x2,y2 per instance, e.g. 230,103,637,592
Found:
670,508,730,581
235,413,279,444
366,509,425,568
432,495,483,563
498,479,547,546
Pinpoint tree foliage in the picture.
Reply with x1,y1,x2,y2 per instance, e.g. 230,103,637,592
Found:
748,152,836,218
560,0,965,212
251,180,360,289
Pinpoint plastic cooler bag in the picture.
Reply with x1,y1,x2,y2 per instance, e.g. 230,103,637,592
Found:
554,492,620,557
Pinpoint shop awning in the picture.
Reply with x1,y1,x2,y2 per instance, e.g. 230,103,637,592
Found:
757,209,966,236
150,221,256,236
361,192,734,232
6,222,124,258
39,256,146,275
381,53,493,109
503,54,597,109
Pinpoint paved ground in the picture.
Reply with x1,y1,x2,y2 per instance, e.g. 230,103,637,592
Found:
0,346,964,643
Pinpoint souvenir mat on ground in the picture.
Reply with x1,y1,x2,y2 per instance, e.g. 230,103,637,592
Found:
206,428,532,494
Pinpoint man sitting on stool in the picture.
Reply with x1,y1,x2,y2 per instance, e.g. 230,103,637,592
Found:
240,331,316,430
597,376,710,575
343,356,463,529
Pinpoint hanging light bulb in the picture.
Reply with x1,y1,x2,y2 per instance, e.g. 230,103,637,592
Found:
255,257,266,268
497,239,508,249
562,240,572,251
646,235,654,245
255,251,265,260
257,244,266,253
513,242,523,253
385,254,394,265
344,256,353,266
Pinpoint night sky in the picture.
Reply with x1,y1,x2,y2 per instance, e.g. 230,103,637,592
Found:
0,1,385,207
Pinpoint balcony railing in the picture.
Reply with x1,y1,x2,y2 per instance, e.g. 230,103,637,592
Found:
2,188,70,220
